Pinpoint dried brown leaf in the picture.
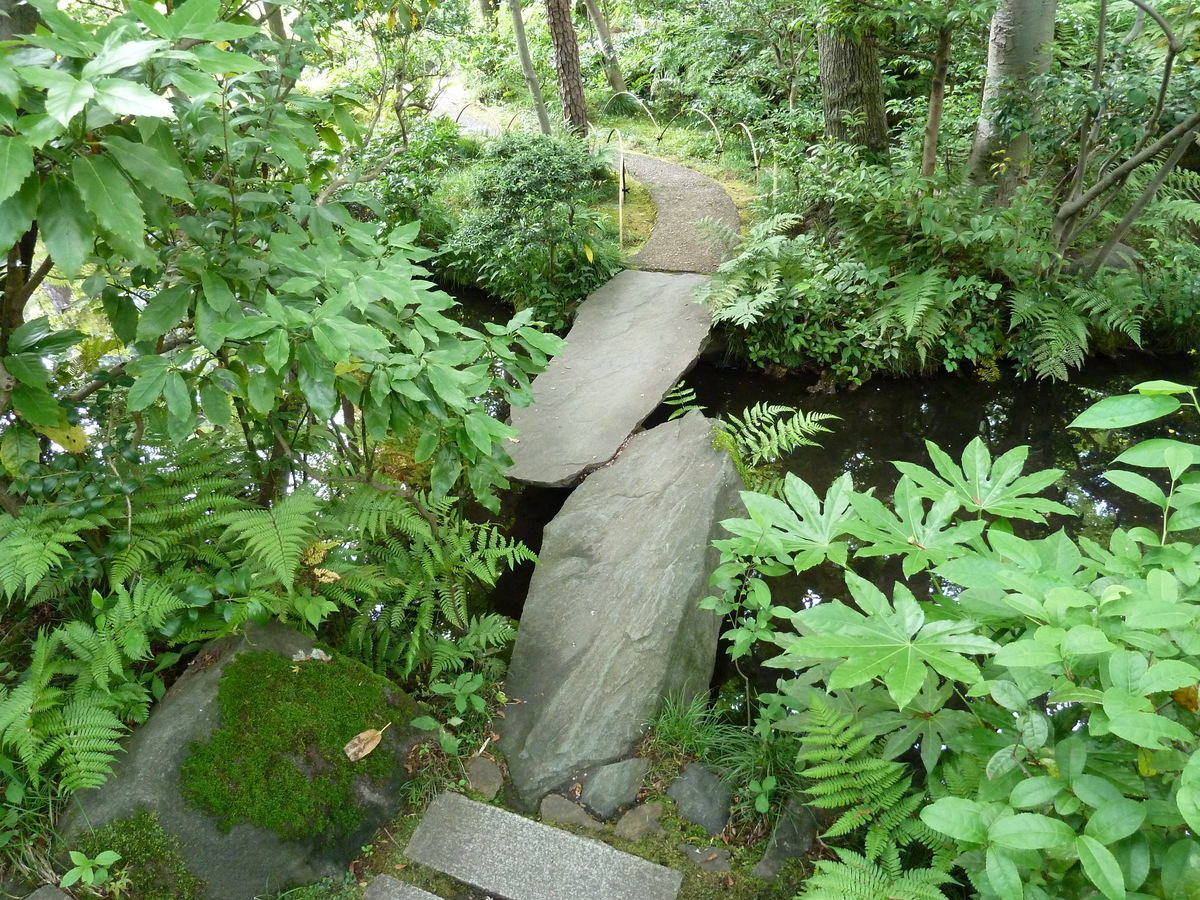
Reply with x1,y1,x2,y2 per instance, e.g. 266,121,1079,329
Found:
344,722,390,761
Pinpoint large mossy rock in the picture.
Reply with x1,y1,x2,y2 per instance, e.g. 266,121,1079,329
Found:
499,412,742,807
62,623,422,900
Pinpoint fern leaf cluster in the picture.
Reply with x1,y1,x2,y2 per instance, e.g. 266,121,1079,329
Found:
793,696,955,900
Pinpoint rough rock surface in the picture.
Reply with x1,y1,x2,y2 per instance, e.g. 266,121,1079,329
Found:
751,796,824,881
464,756,504,801
622,152,739,274
540,794,604,830
500,412,742,807
614,802,667,841
581,758,649,819
507,270,711,487
406,792,682,900
668,764,731,836
60,623,421,900
23,888,70,900
678,844,732,873
364,875,441,900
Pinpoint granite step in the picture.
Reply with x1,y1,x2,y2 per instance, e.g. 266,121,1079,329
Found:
404,792,681,900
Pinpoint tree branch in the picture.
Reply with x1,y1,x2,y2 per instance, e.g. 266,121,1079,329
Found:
66,334,193,402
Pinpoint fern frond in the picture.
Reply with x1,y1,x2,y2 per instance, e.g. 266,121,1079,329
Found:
218,487,322,586
720,403,837,467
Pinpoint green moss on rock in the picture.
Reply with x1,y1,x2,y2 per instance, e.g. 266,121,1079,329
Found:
180,650,411,842
76,809,206,900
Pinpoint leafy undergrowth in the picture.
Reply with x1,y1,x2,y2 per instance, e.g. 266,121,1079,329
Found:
74,809,207,900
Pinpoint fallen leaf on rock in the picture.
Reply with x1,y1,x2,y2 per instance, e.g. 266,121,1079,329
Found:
344,722,391,761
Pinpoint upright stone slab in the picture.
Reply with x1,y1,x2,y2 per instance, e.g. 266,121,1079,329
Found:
406,792,681,900
507,270,711,487
500,412,742,806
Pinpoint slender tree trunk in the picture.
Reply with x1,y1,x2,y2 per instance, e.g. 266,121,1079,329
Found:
817,25,888,155
967,0,1057,193
581,0,627,96
0,0,39,41
545,0,589,135
920,27,953,177
508,0,553,134
478,0,498,30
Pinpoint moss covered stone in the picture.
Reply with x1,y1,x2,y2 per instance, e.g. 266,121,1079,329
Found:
180,649,414,842
76,809,207,900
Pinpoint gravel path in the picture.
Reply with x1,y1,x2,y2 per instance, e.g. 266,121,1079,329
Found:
621,152,739,275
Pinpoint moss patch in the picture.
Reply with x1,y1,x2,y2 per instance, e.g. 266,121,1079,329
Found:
180,650,410,842
75,809,206,900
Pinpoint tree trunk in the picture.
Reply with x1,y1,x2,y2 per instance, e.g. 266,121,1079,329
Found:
544,0,589,135
817,25,888,155
0,0,39,41
508,0,553,135
582,0,627,96
967,0,1056,193
920,27,953,177
478,0,498,30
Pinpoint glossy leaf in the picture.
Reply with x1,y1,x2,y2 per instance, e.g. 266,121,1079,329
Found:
72,154,146,257
0,137,34,205
1077,834,1126,900
1070,394,1180,429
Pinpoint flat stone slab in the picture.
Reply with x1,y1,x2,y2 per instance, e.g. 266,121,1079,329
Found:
500,413,739,806
507,270,711,487
364,875,441,900
622,152,739,274
406,792,681,900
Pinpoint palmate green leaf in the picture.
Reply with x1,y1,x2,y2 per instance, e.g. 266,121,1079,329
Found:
897,438,1071,522
784,571,998,709
849,477,985,576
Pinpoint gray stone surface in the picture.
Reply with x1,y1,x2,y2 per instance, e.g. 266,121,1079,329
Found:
365,875,442,900
678,844,732,873
499,413,741,806
23,888,70,900
540,794,604,830
614,802,667,841
406,792,681,900
667,763,732,836
507,270,712,487
581,758,649,819
60,622,421,900
751,796,823,881
464,756,504,800
622,152,739,274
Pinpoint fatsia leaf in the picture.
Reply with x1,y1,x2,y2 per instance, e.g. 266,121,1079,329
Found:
783,571,998,709
897,437,1071,522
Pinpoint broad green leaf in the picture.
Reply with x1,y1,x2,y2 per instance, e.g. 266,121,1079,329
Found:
920,797,987,843
1061,624,1115,657
0,137,34,205
1141,660,1200,695
297,342,336,419
11,383,61,426
994,639,1060,668
170,0,221,35
988,813,1075,849
986,848,1023,900
162,371,190,420
1057,736,1087,783
1103,469,1167,508
127,368,169,411
0,427,40,476
264,329,290,373
1108,710,1194,749
72,154,146,257
1076,835,1126,900
0,174,39,252
1162,840,1200,899
82,38,167,78
1070,393,1180,429
1115,439,1200,469
464,411,495,455
199,382,232,429
1107,651,1148,693
200,272,236,314
45,74,94,125
1177,784,1200,834
93,79,173,119
1010,776,1064,809
1085,797,1145,844
1135,380,1196,394
38,179,92,278
136,285,192,340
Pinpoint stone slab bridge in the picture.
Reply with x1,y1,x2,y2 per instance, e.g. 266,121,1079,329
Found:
507,152,739,487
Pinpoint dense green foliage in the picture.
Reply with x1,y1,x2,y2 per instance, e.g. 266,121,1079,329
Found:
707,381,1200,899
